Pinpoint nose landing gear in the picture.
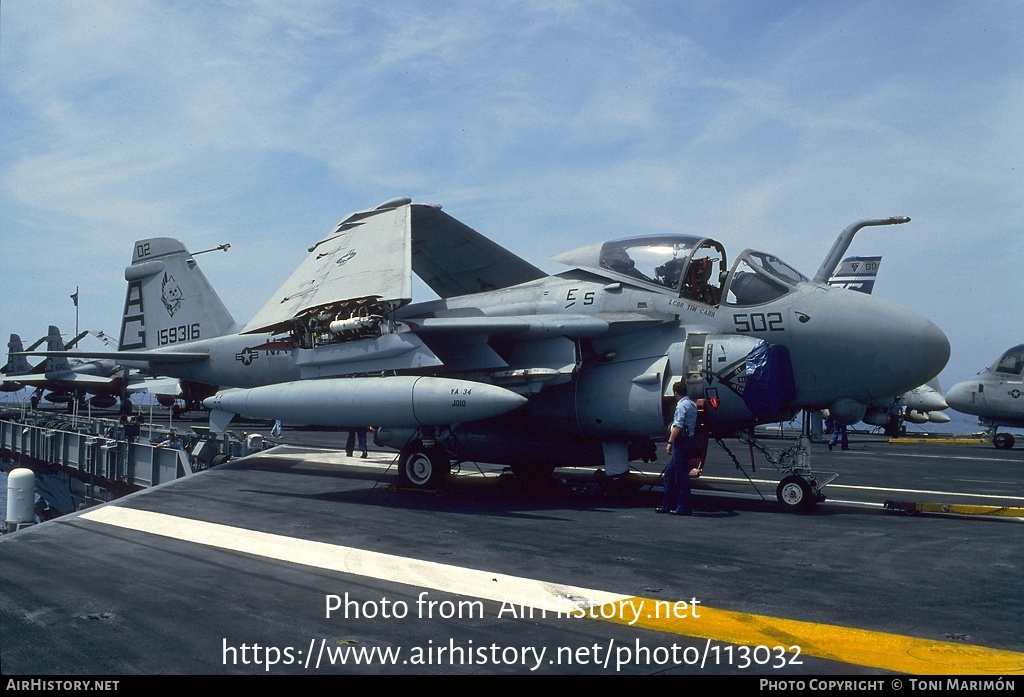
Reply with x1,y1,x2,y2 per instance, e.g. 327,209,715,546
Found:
776,473,827,511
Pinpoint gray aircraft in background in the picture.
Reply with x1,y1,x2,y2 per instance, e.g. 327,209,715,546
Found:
946,345,1024,449
29,198,949,507
1,327,129,409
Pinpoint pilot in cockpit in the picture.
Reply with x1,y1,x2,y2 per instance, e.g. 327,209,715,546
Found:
683,257,720,305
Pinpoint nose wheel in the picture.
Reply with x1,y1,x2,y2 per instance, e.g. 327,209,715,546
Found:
776,474,825,511
736,412,836,512
992,433,1015,450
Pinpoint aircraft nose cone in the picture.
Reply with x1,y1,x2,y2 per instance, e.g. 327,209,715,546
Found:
810,291,950,402
945,381,975,415
855,301,949,396
908,318,951,388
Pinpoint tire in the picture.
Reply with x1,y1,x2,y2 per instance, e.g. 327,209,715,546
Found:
993,433,1015,450
398,442,449,489
777,475,814,511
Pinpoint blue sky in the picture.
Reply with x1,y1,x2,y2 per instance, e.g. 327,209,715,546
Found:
1,1,1021,422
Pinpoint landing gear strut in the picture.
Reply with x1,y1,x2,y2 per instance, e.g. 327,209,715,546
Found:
737,410,835,512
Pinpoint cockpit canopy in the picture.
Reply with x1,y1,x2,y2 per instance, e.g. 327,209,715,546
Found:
993,345,1024,376
553,234,807,308
725,251,808,307
596,235,727,302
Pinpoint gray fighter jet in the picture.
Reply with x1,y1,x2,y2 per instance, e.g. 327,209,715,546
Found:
1,327,128,409
946,345,1024,448
28,199,949,506
197,199,948,507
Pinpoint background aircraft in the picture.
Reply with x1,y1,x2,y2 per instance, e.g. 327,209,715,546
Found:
2,327,128,409
198,199,950,508
0,334,37,396
946,345,1024,448
900,379,951,426
826,256,950,433
825,255,882,294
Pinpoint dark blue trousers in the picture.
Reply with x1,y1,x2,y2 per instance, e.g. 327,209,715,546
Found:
661,438,693,513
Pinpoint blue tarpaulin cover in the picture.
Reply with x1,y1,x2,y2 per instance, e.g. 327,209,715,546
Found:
742,340,797,421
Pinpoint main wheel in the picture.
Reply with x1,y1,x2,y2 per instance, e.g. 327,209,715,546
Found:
398,442,450,489
993,433,1015,450
777,475,814,511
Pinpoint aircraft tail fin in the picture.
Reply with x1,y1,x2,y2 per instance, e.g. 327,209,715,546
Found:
119,239,241,351
4,335,32,376
44,326,72,374
826,256,882,294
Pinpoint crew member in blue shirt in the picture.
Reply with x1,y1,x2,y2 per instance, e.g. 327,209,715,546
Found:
657,382,697,516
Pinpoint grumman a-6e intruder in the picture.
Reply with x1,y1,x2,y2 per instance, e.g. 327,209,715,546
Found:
30,198,948,508
946,345,1024,449
191,198,948,509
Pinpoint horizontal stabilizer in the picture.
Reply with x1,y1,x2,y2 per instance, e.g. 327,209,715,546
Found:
126,377,182,396
19,350,208,364
5,373,114,388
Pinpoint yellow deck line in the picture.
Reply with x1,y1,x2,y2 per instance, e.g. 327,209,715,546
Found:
603,597,1024,674
913,502,1024,518
80,506,1024,674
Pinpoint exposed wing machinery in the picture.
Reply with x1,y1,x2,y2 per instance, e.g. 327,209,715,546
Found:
243,198,415,338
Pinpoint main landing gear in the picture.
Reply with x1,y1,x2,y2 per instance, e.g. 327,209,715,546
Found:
396,437,451,490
